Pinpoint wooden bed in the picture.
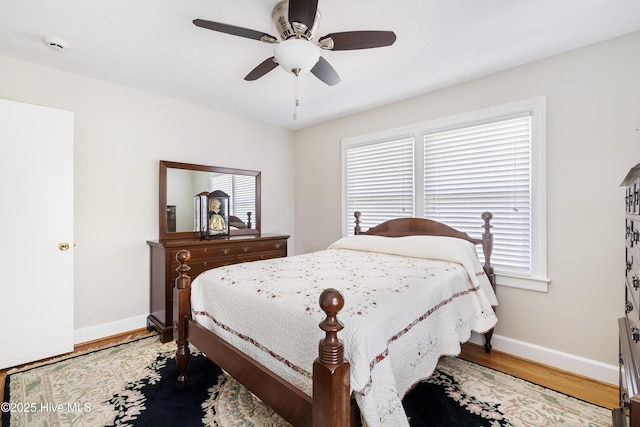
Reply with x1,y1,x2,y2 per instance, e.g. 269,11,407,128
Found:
173,211,496,427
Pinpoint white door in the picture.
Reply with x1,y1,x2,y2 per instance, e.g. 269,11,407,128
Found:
0,98,74,369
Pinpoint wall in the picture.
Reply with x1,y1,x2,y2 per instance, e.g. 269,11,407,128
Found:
0,54,296,343
294,31,640,383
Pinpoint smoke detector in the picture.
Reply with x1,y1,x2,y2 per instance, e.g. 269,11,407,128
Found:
42,36,68,51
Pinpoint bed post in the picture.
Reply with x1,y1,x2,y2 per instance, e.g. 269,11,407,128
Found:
480,212,495,353
174,249,192,386
313,289,351,427
480,212,495,286
354,211,362,235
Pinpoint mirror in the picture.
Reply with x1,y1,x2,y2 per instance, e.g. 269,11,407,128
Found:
159,160,261,240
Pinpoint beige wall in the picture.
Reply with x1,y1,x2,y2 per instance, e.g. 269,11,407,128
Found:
294,31,640,373
0,54,296,340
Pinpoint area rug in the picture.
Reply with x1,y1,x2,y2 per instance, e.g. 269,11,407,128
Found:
2,335,611,426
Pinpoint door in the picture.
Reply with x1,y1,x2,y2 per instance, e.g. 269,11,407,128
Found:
0,98,74,369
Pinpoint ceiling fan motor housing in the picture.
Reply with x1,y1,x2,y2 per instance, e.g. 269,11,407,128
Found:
272,0,320,41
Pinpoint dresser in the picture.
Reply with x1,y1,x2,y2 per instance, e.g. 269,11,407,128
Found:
147,234,289,342
615,163,640,426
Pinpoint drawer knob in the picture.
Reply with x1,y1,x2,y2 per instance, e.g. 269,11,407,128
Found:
275,243,281,249
633,327,640,343
627,301,634,313
242,246,249,253
634,274,639,290
627,256,634,273
223,248,230,254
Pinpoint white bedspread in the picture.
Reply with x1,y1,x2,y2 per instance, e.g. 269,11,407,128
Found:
191,235,498,427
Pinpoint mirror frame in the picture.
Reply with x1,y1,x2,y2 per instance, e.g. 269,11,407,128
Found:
159,160,261,241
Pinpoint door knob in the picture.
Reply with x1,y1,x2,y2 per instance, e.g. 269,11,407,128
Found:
58,242,70,251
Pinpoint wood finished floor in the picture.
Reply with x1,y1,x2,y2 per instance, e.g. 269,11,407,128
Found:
0,330,619,416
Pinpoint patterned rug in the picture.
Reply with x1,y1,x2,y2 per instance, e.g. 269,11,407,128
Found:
2,335,612,426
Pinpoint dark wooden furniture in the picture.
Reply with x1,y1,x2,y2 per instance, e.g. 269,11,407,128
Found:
173,211,495,427
159,160,261,240
615,163,640,427
147,234,289,342
149,160,276,342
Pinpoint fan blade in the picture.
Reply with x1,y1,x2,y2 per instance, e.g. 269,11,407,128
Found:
319,31,397,50
288,0,318,29
244,57,279,81
193,19,277,43
311,57,341,86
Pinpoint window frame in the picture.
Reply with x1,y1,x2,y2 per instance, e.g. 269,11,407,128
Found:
341,97,549,292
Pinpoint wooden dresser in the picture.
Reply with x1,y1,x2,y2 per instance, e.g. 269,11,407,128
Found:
147,234,289,342
615,163,640,426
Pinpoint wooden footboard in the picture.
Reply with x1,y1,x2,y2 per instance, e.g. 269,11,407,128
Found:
173,249,353,427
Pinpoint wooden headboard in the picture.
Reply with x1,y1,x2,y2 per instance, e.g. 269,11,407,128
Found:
353,210,495,286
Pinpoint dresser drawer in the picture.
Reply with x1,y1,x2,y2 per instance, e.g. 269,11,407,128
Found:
179,257,235,277
236,239,287,255
237,250,287,263
169,246,236,279
172,245,236,261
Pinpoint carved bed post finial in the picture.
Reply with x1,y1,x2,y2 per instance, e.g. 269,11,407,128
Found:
174,249,192,386
318,289,345,364
481,212,495,285
354,211,361,235
313,289,350,427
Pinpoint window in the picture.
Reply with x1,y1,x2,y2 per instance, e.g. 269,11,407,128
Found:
210,173,256,222
342,97,548,291
344,138,415,227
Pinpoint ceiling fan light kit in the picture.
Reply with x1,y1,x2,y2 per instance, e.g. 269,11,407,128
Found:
273,39,320,76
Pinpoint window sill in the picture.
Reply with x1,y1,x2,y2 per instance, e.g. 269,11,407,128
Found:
495,274,550,293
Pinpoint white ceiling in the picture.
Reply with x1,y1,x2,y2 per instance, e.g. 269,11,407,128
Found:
1,0,639,130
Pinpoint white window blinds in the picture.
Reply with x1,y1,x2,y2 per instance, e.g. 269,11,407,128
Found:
210,173,255,222
345,138,414,234
232,174,256,222
423,116,532,275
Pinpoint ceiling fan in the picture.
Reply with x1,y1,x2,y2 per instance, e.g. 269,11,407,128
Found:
193,0,397,86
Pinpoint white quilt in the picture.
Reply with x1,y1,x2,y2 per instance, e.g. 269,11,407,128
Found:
190,235,498,427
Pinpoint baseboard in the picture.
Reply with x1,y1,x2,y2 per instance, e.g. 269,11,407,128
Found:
470,333,618,386
73,315,149,345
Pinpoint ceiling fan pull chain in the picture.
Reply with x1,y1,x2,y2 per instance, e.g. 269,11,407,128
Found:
293,73,300,120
